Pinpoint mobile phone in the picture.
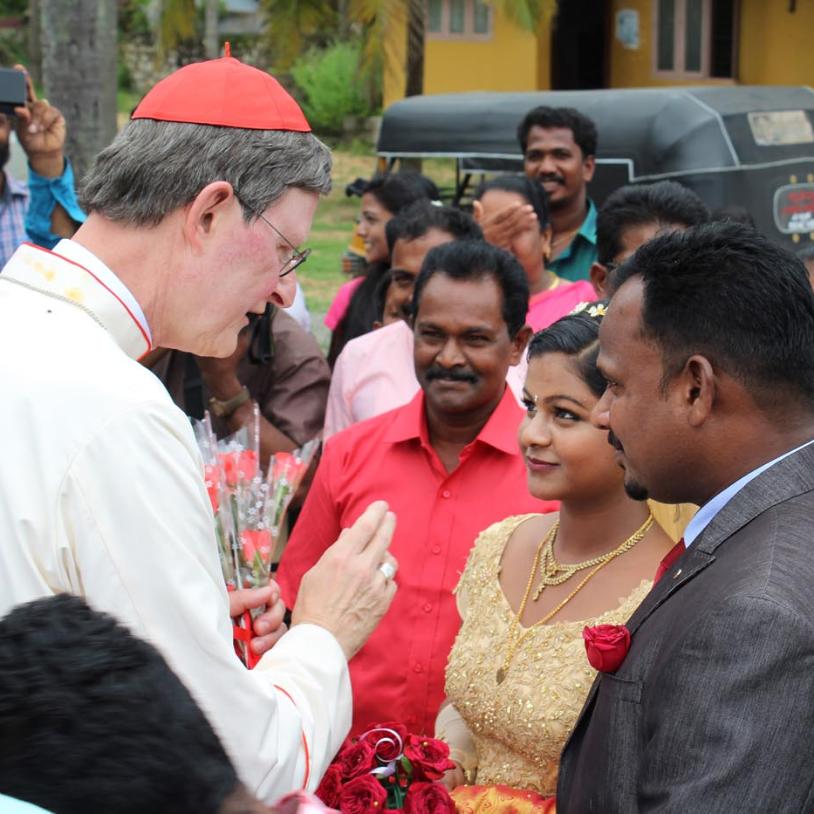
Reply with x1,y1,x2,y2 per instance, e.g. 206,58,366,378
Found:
0,68,26,116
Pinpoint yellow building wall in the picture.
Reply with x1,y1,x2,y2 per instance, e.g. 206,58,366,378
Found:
738,0,814,84
383,5,540,108
608,0,814,89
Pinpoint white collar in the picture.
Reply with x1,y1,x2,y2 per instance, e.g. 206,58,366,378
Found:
0,242,152,359
52,239,151,345
684,438,814,546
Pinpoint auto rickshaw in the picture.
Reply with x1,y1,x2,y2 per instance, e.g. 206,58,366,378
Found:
375,86,814,251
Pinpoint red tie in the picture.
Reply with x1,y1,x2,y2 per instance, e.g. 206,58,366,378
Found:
654,538,686,584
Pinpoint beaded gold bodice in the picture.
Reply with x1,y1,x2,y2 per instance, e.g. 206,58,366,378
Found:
445,514,651,797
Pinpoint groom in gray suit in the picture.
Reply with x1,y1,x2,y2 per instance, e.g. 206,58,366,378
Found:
557,221,814,812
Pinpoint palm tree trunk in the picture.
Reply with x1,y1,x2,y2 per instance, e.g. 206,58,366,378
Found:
204,0,218,58
39,0,118,184
404,0,424,97
27,0,42,87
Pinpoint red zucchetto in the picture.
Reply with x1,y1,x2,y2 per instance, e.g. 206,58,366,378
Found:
131,56,310,132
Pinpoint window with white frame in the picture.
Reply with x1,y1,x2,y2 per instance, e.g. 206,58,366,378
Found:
427,0,493,39
654,0,736,78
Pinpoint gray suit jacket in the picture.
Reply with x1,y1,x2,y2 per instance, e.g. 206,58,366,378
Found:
557,443,814,813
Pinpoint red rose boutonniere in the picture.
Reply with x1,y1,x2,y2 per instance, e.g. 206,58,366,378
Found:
583,624,631,673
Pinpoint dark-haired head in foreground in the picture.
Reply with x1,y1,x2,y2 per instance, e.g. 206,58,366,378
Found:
593,221,814,506
0,595,266,814
592,181,709,296
411,239,531,423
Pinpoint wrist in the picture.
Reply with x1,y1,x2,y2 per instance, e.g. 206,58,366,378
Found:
28,151,65,179
226,397,256,427
208,386,250,419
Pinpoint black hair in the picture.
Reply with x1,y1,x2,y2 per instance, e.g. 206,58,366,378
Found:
385,200,482,255
597,181,710,265
797,245,814,265
363,172,440,215
474,174,550,231
0,594,240,814
517,106,598,158
710,204,757,230
527,309,606,397
372,269,394,322
614,221,814,407
411,240,529,338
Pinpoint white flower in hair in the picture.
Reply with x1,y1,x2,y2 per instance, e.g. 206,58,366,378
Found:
570,301,607,319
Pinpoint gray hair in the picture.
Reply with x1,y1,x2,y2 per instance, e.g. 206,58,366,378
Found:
79,119,332,226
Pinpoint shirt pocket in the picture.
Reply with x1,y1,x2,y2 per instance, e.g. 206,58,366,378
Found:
598,672,643,705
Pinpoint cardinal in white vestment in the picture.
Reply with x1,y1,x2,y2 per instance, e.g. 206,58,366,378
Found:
0,55,397,804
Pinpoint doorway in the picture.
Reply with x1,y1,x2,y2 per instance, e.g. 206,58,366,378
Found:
550,0,610,89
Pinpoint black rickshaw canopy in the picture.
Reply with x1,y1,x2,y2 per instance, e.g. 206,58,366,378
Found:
376,86,814,248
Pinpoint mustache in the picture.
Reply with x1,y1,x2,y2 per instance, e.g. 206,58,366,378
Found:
607,430,624,452
425,366,478,384
539,173,565,185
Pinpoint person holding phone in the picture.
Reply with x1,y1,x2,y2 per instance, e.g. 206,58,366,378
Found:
0,65,85,265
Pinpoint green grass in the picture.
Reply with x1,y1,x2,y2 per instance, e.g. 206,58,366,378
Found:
117,88,142,117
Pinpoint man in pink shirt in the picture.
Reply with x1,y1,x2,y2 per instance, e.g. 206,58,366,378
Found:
324,203,526,438
279,240,557,736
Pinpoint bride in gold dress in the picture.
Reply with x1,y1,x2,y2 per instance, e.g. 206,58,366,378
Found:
436,308,676,812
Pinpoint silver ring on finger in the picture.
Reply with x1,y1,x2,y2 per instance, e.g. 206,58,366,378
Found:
378,561,396,581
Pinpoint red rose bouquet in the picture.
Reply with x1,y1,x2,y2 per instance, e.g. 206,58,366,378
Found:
316,724,456,812
194,406,317,667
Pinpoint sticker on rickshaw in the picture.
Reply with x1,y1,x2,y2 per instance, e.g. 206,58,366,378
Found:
749,111,814,147
774,184,814,234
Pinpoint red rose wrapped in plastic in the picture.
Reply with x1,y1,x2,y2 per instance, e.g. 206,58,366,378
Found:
403,781,456,814
339,774,387,813
240,528,273,566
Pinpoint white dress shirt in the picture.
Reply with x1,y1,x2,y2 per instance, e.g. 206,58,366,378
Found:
684,438,814,547
0,243,350,801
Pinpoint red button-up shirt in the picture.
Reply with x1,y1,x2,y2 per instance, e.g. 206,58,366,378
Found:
278,387,557,736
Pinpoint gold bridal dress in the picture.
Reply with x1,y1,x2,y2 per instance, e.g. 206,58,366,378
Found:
442,515,652,813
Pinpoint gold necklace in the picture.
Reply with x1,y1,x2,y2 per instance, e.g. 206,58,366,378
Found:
533,514,654,601
496,514,654,685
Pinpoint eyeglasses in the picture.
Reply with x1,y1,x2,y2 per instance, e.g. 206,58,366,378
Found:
235,192,312,277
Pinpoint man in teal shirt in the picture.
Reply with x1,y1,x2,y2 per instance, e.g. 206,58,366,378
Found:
480,106,598,283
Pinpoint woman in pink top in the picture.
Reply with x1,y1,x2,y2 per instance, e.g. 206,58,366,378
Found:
326,173,439,365
474,175,596,331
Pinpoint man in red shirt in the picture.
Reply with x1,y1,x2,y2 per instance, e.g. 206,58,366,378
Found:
278,240,557,736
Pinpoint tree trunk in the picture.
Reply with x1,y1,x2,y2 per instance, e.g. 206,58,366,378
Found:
404,0,424,97
27,0,42,87
337,0,350,39
204,0,218,59
401,0,424,171
39,0,118,184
